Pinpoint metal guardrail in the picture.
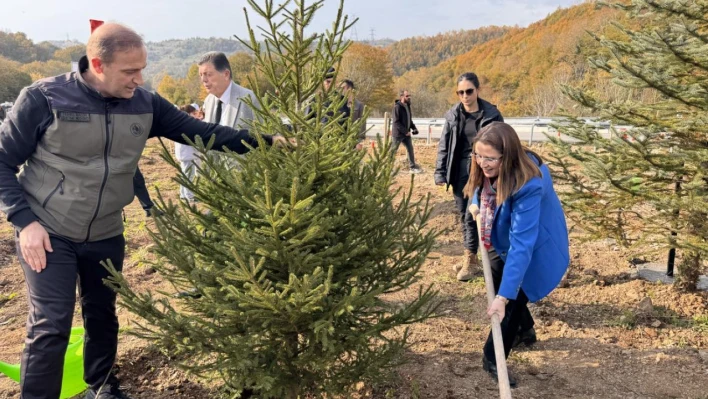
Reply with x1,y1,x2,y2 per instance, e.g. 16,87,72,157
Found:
2,98,629,144
363,117,631,144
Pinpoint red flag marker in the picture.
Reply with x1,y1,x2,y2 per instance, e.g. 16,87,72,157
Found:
90,19,104,33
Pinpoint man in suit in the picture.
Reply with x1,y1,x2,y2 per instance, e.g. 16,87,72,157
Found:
199,52,260,168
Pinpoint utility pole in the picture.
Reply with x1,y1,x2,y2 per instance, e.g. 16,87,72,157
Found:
350,14,359,41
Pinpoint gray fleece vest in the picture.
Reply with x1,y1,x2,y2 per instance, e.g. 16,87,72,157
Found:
18,73,154,242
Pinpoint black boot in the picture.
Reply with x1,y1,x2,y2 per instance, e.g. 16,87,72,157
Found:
512,327,537,348
482,356,517,388
145,207,164,217
173,288,202,299
84,381,133,399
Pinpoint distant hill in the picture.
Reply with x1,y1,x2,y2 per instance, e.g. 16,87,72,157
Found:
395,2,628,116
363,38,396,48
387,26,512,76
46,39,84,49
143,37,250,89
144,37,398,87
1,4,634,115
0,31,57,63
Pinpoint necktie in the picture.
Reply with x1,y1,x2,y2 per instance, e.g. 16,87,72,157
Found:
215,100,223,125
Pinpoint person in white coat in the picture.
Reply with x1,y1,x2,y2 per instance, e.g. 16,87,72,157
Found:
174,104,202,202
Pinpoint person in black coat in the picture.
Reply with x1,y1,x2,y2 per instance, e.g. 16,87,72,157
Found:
391,89,422,173
132,166,161,217
305,67,350,127
434,72,503,281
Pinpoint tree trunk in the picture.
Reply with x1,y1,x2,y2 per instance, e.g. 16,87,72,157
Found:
675,251,700,292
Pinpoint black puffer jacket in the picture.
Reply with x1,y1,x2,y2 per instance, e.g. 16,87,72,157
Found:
304,92,351,126
434,98,503,187
392,99,417,138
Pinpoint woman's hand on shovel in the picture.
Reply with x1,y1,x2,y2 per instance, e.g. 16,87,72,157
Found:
487,296,506,320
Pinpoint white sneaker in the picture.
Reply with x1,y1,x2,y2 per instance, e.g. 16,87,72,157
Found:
410,166,423,174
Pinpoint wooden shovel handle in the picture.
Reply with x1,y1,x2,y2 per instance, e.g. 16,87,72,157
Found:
470,204,512,399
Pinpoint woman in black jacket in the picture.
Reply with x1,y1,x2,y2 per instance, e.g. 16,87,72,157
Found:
434,72,504,281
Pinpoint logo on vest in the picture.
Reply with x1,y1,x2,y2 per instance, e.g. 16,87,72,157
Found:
130,123,145,137
58,111,90,122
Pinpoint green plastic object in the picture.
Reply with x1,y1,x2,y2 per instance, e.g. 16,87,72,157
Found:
0,327,88,399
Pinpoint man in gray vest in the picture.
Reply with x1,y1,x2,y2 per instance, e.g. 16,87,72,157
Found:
0,23,283,399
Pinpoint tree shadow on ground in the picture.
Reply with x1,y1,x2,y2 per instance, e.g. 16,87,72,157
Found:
429,199,458,219
112,346,216,399
368,336,708,399
533,299,694,331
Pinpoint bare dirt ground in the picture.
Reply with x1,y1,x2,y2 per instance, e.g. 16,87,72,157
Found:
1,141,706,399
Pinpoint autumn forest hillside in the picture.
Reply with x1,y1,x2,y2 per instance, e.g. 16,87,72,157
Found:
395,2,637,117
0,1,648,117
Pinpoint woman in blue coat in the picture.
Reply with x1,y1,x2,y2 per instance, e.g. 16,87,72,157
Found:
465,122,569,387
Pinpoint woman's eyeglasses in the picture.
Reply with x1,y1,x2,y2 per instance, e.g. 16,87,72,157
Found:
456,88,475,96
474,153,502,164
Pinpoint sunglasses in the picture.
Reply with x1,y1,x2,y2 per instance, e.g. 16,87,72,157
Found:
456,88,476,96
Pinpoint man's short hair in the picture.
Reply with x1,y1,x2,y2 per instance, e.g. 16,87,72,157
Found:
180,104,197,114
341,79,355,90
86,23,144,64
325,67,336,79
198,52,233,78
398,89,408,97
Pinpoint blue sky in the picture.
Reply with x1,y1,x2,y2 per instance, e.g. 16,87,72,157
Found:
1,0,585,43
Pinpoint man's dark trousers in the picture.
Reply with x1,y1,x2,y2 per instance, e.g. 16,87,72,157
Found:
392,135,416,168
132,167,154,213
15,231,125,399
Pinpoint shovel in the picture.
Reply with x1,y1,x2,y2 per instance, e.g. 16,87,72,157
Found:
469,204,512,399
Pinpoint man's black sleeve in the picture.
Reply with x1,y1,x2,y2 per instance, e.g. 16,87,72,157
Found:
149,93,273,151
0,87,53,229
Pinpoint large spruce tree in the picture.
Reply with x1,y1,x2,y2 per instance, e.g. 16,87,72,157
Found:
107,0,439,397
547,0,707,290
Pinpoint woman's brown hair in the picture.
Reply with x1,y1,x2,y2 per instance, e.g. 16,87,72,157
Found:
463,122,542,204
179,104,197,114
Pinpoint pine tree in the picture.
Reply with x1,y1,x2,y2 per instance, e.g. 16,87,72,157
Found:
106,0,440,397
546,0,708,291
